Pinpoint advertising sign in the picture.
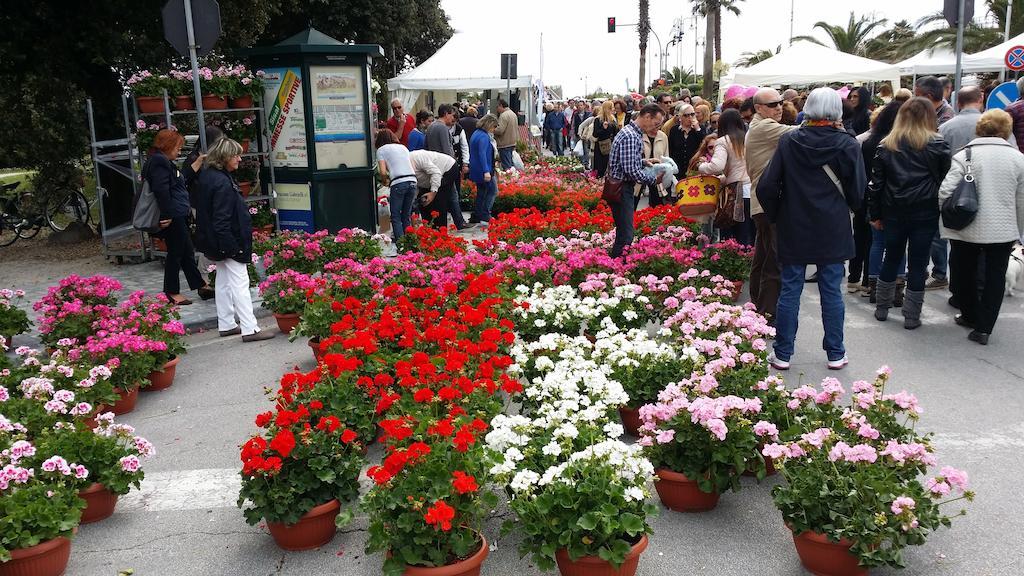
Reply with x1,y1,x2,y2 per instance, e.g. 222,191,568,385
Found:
274,182,314,232
261,67,308,168
310,66,367,169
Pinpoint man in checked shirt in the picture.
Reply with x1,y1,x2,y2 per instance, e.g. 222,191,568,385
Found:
607,103,668,257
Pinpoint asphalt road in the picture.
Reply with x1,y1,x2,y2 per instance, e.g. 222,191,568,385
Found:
66,286,1024,576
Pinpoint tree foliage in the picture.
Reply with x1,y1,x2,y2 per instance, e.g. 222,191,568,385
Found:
0,0,450,196
792,11,889,56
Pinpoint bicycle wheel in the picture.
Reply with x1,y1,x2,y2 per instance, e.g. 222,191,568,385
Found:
47,189,90,231
0,219,17,246
16,219,42,239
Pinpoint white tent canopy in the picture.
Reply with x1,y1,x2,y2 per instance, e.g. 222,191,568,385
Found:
963,31,1024,72
387,31,539,115
896,47,958,76
731,41,900,89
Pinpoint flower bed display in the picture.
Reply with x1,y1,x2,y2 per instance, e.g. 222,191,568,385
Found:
0,289,30,347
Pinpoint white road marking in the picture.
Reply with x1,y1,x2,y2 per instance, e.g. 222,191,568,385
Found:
118,468,241,513
997,91,1014,107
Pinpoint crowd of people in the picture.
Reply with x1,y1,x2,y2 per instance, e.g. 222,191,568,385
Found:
590,75,1024,370
376,97,521,237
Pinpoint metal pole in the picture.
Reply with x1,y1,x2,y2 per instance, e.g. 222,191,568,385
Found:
1000,2,1013,82
789,0,795,46
184,0,207,151
953,0,965,110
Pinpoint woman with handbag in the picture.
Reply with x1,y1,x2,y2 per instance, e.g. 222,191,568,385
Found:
867,97,951,329
698,109,753,245
756,87,866,371
937,109,1024,345
592,101,618,178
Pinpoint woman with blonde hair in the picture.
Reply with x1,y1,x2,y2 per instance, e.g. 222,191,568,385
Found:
938,109,1024,344
867,97,951,329
592,101,619,178
195,137,272,342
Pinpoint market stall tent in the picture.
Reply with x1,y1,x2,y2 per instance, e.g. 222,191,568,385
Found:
963,31,1024,72
896,47,958,76
387,30,538,121
731,41,900,90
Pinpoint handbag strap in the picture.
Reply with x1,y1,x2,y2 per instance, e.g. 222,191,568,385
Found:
822,164,843,194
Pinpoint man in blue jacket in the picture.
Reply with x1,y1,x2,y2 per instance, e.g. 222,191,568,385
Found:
544,103,566,156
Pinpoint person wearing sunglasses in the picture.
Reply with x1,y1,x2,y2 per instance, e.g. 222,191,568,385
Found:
386,99,416,146
745,88,799,326
667,103,706,188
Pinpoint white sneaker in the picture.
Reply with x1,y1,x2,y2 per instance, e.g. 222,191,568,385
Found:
826,355,849,370
767,352,790,371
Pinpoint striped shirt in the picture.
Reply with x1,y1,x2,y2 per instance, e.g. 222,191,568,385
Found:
608,122,657,185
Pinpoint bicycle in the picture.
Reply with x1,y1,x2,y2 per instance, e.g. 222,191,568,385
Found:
0,179,91,246
43,172,92,232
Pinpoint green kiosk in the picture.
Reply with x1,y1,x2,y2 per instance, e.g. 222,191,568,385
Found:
244,28,383,233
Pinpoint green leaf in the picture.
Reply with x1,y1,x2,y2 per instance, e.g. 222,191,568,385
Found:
576,512,599,531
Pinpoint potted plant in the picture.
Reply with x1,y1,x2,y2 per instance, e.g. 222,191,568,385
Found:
638,386,771,512
198,66,229,109
126,70,168,113
249,201,276,235
0,289,31,349
765,368,973,575
0,437,88,575
698,240,754,300
227,65,263,109
234,161,259,197
106,291,186,392
77,329,167,415
508,440,656,576
32,274,122,348
34,414,153,524
258,270,320,334
237,399,364,551
168,69,196,110
322,228,384,263
9,347,120,427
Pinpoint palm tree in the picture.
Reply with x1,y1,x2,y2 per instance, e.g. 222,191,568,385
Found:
713,0,745,70
907,0,1024,55
735,46,780,68
863,20,919,63
662,66,696,85
793,12,889,55
690,0,745,98
639,0,650,93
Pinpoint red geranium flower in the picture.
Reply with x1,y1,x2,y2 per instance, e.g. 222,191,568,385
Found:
451,471,478,494
424,500,455,531
254,411,273,427
413,388,434,403
453,426,476,452
340,429,358,444
269,429,296,458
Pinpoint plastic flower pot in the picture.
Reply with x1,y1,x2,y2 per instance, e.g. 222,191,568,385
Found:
308,338,325,363
400,533,489,576
790,528,866,576
230,95,254,109
731,280,745,303
653,469,720,512
617,406,642,437
266,499,340,551
0,536,72,576
554,533,648,576
79,483,119,524
144,355,179,392
135,96,164,114
240,138,251,153
173,95,195,111
200,94,228,110
742,449,777,478
109,386,139,416
273,313,301,335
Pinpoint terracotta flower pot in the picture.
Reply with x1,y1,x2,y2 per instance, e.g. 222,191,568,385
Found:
201,94,228,110
554,534,648,576
401,533,490,576
618,406,642,437
240,138,251,153
266,499,340,551
257,224,275,235
790,528,866,576
653,469,720,512
308,338,325,363
173,95,196,110
273,313,301,334
742,450,777,478
238,181,253,197
0,536,72,576
144,355,179,392
79,482,119,524
135,96,164,113
230,94,254,109
153,237,168,252
2,334,12,350
109,386,139,416
731,280,745,303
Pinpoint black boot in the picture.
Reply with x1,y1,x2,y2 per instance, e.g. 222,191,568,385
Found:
893,278,906,308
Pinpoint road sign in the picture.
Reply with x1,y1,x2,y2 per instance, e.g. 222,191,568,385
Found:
1006,46,1024,71
987,81,1019,110
500,54,518,80
162,0,221,57
943,0,974,28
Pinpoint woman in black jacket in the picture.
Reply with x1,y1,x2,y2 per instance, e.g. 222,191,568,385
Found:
866,97,952,329
592,101,619,178
195,137,272,342
143,129,212,305
860,101,906,303
757,87,866,372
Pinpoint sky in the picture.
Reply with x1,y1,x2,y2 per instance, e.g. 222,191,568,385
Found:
437,0,992,96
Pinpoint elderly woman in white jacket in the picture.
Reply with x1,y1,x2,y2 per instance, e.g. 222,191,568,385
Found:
938,109,1024,345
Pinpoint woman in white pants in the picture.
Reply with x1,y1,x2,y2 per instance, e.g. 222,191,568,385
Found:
194,138,272,342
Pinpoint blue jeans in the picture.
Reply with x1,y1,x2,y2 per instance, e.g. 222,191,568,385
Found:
499,146,514,170
869,227,905,278
610,186,636,258
473,178,498,222
448,172,466,228
881,215,938,291
582,141,591,169
930,230,948,279
389,181,416,241
550,133,564,156
774,263,846,362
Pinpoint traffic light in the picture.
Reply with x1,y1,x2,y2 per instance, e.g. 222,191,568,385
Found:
607,17,616,33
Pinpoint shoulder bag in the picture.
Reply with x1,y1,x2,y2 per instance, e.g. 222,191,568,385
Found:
132,166,163,233
941,146,979,231
602,177,624,205
714,181,741,229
